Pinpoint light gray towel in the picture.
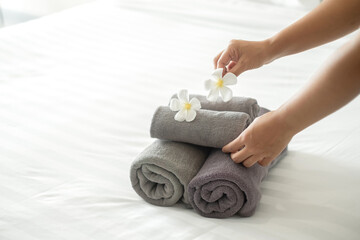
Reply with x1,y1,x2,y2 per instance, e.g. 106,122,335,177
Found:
187,148,287,218
170,94,260,121
130,140,209,206
150,106,251,148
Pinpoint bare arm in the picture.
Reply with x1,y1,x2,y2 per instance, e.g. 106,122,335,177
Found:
215,0,360,76
268,0,360,61
222,32,360,167
277,32,360,135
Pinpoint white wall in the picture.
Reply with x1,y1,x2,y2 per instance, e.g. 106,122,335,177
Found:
1,0,95,16
0,0,95,27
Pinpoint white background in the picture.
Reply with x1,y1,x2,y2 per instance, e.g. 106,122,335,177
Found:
0,0,95,26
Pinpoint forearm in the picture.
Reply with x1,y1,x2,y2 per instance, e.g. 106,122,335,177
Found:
266,0,360,63
276,32,360,135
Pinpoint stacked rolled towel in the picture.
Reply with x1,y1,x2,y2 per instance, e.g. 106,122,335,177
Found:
130,95,261,207
150,107,251,148
187,108,287,218
188,148,287,218
151,95,261,148
130,140,209,206
170,94,260,121
130,95,287,217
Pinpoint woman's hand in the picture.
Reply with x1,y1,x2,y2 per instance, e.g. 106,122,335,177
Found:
222,110,294,167
214,39,273,76
214,0,360,77
222,31,360,168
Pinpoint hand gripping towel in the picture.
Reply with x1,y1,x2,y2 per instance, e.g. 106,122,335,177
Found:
170,94,260,121
187,108,288,218
150,106,251,148
130,140,209,206
188,149,286,218
187,148,287,218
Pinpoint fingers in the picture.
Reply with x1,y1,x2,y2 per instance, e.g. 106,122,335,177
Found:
228,61,247,76
258,156,275,167
230,148,251,164
217,55,247,77
229,149,265,168
230,148,267,167
214,49,244,77
213,51,223,69
222,135,245,153
243,155,265,168
223,135,268,167
217,49,232,71
227,61,237,72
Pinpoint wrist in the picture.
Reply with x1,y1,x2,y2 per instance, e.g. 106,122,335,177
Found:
264,35,287,64
272,107,300,137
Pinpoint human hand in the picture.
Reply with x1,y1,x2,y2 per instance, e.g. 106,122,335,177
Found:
214,39,273,76
222,110,294,167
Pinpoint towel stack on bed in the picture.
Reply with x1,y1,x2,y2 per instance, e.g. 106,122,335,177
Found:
130,95,287,218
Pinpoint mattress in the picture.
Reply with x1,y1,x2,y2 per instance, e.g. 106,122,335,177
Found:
0,0,359,239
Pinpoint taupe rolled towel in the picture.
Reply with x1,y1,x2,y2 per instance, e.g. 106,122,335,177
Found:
187,148,287,218
170,94,260,121
130,140,209,206
187,108,288,218
150,106,251,148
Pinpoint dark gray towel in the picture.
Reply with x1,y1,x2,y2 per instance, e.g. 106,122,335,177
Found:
170,94,260,121
187,148,287,218
187,107,288,218
150,106,251,148
130,140,209,206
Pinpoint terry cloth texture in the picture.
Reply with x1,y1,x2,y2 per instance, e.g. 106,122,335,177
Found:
150,106,251,148
130,140,210,207
187,107,288,218
187,148,287,218
170,94,260,121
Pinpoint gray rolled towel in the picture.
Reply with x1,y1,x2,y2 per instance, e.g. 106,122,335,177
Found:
170,94,260,121
187,148,287,218
150,106,251,148
130,140,209,206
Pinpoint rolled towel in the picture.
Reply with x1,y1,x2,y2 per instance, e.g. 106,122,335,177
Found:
150,106,251,148
170,94,260,121
130,140,209,206
187,107,287,218
187,148,287,218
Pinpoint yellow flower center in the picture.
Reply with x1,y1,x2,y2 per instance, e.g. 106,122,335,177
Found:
216,78,224,88
184,103,192,110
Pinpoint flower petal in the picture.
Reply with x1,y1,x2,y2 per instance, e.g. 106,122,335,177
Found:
169,98,181,111
204,79,216,90
211,68,223,80
189,97,201,110
219,86,233,102
174,109,187,122
222,72,237,85
178,89,189,103
207,88,219,102
185,109,196,122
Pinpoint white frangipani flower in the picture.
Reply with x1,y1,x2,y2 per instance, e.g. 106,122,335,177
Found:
204,68,237,102
169,89,201,122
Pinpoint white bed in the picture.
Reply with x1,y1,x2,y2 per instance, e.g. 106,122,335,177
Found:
0,0,359,239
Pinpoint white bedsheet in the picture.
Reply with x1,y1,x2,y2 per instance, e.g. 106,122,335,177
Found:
0,0,359,239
